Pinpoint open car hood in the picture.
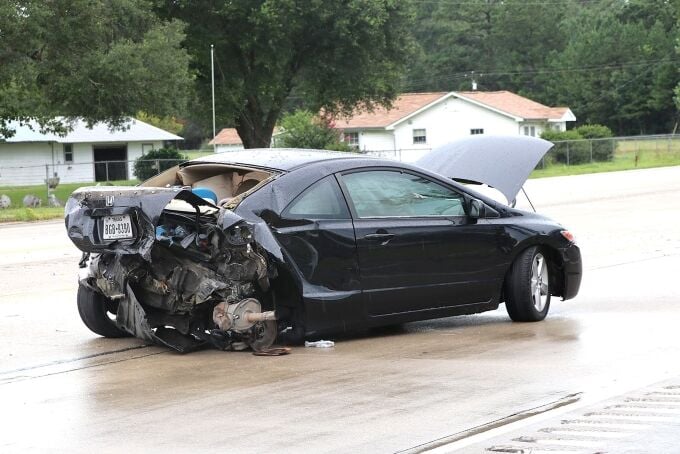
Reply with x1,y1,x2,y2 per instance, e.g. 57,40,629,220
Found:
415,135,554,203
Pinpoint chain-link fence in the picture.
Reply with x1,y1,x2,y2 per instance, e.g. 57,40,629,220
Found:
536,134,680,168
0,159,187,187
1,134,679,191
360,134,680,169
362,148,432,162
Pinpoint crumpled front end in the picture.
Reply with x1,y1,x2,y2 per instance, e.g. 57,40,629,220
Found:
65,187,279,352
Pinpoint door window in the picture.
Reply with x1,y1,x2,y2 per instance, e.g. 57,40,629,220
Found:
283,176,350,219
342,170,466,218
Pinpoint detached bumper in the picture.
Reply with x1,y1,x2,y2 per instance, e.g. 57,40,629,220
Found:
559,243,582,300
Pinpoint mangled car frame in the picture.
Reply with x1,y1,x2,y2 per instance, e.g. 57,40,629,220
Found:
65,139,582,353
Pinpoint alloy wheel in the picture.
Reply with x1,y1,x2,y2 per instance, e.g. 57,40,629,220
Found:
530,253,549,312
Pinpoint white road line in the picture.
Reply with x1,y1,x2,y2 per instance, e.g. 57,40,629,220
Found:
487,446,584,454
624,398,680,405
514,437,602,448
540,428,631,438
606,405,680,414
582,413,677,422
560,419,651,429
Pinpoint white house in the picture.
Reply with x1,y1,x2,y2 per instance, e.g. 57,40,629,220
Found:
0,118,182,186
209,128,244,152
334,91,576,162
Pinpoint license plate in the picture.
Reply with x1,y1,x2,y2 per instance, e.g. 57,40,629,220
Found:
102,215,133,240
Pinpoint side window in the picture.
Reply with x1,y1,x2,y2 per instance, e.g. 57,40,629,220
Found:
283,176,350,220
342,170,466,218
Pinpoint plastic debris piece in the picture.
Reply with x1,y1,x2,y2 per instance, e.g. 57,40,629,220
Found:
305,340,335,348
253,347,291,356
180,232,197,249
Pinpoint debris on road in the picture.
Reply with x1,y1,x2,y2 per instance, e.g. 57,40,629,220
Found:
253,347,292,356
305,340,335,348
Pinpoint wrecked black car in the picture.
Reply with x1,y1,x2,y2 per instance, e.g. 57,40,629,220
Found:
65,138,582,353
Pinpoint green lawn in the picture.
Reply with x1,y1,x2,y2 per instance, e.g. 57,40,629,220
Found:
0,179,137,207
0,179,137,222
183,149,216,159
531,146,680,178
0,207,66,223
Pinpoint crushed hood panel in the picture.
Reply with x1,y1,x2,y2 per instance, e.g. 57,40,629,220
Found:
416,135,554,203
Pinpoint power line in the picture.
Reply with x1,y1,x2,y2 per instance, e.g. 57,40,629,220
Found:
409,0,602,4
403,58,679,90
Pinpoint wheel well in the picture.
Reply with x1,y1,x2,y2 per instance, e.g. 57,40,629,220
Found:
502,244,566,300
267,265,305,334
542,246,566,298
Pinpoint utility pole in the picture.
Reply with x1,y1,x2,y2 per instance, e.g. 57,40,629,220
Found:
211,44,216,151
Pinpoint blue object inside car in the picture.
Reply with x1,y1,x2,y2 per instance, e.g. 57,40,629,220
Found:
192,187,218,204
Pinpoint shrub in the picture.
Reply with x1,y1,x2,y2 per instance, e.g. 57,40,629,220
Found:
541,130,590,164
276,110,350,151
574,124,614,161
133,148,186,181
541,124,614,164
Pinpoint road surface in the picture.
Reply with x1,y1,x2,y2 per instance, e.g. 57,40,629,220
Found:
1,166,679,453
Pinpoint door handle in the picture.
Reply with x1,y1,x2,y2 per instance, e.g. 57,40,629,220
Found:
364,233,395,241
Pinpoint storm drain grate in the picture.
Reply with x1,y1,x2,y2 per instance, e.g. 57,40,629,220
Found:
485,384,680,453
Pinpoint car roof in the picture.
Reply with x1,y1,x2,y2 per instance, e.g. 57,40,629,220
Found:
188,148,369,172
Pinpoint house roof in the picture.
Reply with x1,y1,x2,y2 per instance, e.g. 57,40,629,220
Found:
333,91,574,130
453,91,572,121
209,128,242,145
2,118,182,143
332,92,448,129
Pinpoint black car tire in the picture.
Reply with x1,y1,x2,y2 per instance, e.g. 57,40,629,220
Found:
505,246,551,322
77,284,130,338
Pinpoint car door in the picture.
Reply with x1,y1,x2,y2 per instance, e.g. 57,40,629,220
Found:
272,175,363,332
338,168,505,316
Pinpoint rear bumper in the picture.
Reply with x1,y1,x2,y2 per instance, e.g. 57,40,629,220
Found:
558,243,582,300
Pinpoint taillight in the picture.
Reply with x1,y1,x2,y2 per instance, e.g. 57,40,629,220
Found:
560,230,576,243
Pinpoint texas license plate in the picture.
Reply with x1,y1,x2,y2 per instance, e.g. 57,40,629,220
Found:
102,215,133,240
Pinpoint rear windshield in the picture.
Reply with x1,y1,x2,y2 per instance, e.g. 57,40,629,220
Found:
140,163,278,207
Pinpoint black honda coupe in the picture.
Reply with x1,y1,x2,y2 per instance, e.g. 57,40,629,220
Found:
65,136,582,352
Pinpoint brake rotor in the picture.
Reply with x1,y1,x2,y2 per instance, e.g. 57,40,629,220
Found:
247,320,278,352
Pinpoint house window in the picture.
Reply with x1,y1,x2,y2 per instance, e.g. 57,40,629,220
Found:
64,144,73,163
413,128,427,144
343,132,359,147
470,128,484,135
523,126,536,137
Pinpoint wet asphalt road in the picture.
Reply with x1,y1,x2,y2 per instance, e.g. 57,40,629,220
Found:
1,166,679,453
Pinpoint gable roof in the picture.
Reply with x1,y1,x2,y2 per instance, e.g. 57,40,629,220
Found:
1,118,182,143
332,92,448,129
454,91,573,121
209,128,243,145
332,91,574,130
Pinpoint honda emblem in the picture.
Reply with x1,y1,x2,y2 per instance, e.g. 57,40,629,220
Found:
105,195,114,207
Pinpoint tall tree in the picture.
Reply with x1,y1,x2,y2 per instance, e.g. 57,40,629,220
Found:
0,0,193,139
406,0,503,92
155,0,415,148
407,0,679,134
406,0,571,93
544,0,679,134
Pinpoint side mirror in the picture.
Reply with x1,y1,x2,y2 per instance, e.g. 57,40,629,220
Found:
469,198,500,219
469,199,485,219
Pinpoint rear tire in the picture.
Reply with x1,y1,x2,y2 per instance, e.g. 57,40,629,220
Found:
77,284,130,338
505,247,551,322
